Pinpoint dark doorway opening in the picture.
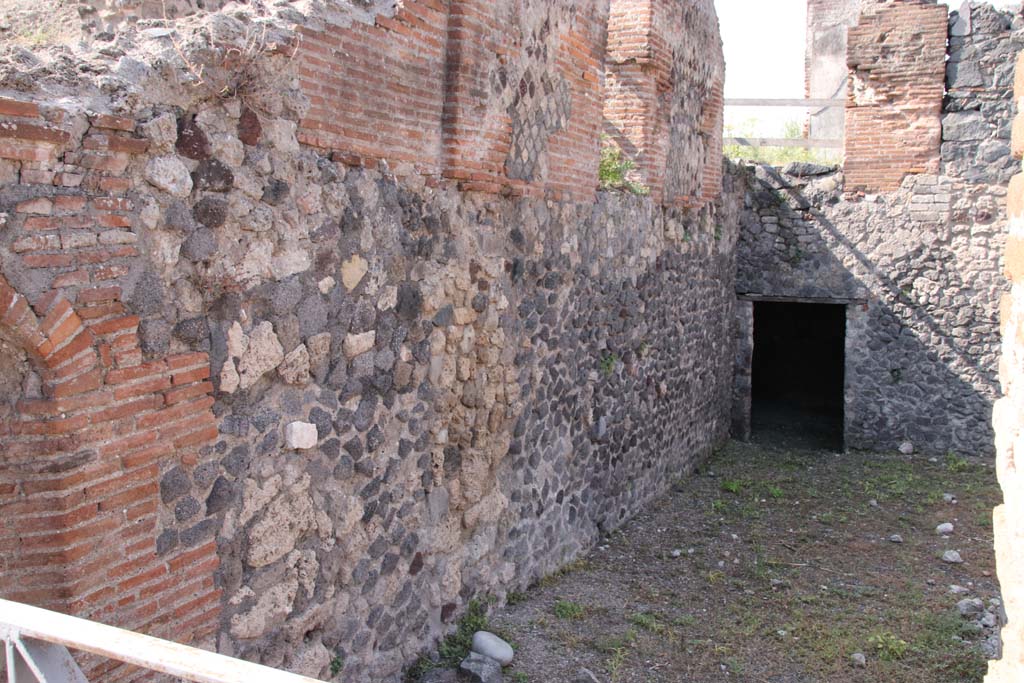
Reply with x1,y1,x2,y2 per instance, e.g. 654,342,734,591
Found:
751,301,845,450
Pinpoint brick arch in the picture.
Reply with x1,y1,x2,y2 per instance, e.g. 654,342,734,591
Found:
0,274,222,670
0,274,95,375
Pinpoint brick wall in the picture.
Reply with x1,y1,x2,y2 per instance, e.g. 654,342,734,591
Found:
441,0,609,201
603,0,724,208
0,101,145,294
989,47,1024,683
0,96,220,677
295,1,450,176
0,1,731,678
844,0,948,192
294,1,613,202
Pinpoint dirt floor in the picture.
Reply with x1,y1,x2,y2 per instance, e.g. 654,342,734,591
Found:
486,438,1002,683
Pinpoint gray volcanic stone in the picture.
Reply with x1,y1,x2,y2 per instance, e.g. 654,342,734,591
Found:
271,279,304,316
176,117,211,159
160,466,190,504
174,496,200,522
782,161,837,177
129,270,166,316
174,317,211,345
309,407,333,438
180,518,217,547
942,111,989,141
138,318,171,356
354,396,377,432
181,228,217,262
193,196,228,228
155,529,178,556
262,178,290,205
165,200,197,233
193,158,234,192
193,463,219,488
396,282,423,320
458,653,502,683
420,669,457,683
958,598,985,617
433,305,454,327
366,425,385,452
205,476,234,515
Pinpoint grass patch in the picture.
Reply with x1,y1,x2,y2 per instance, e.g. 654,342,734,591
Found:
536,559,591,589
945,452,970,473
629,612,665,634
721,479,744,494
407,600,492,680
553,600,585,620
868,631,909,661
507,590,528,606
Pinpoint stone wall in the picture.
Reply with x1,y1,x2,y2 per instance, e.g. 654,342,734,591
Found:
733,2,1022,456
80,0,232,34
990,37,1024,683
0,2,736,681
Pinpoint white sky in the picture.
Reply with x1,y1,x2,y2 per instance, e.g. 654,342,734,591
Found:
716,0,1021,136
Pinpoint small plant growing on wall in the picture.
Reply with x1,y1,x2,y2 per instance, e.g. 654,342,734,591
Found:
600,353,618,376
167,13,300,116
599,137,651,196
330,655,345,677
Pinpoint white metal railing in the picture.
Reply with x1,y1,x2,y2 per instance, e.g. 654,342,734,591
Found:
0,599,325,683
724,98,845,150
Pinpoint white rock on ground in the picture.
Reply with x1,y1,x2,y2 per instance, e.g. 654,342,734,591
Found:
471,631,514,665
942,550,964,564
851,653,867,668
898,441,914,455
936,522,954,535
285,421,318,450
889,534,904,543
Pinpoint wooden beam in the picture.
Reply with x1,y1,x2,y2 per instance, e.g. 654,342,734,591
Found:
724,137,844,150
725,98,845,108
